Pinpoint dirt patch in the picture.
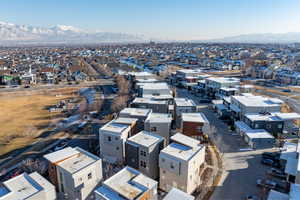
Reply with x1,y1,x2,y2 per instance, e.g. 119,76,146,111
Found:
0,89,76,156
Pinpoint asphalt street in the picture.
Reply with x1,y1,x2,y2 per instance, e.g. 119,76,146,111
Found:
176,88,275,200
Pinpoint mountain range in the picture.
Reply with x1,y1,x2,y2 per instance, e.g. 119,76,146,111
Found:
0,21,147,45
203,32,300,44
1,21,300,45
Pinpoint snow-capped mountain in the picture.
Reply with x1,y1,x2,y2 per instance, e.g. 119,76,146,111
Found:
203,32,300,43
0,21,147,45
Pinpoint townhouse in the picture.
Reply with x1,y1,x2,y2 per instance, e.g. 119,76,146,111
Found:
44,147,102,200
159,133,205,194
125,131,165,179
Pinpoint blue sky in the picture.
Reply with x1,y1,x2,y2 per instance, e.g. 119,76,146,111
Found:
0,0,299,40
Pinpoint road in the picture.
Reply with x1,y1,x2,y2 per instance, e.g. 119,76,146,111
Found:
176,89,275,200
0,79,114,93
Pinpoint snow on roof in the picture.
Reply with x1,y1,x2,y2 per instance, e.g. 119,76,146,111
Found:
96,167,156,200
182,113,209,123
232,95,283,107
145,112,172,123
127,131,164,147
0,172,54,200
163,188,195,200
175,98,196,107
44,147,100,174
267,190,289,200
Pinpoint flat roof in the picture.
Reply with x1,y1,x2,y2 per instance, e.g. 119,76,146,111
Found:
231,95,283,107
132,97,167,105
182,113,209,123
136,78,158,83
267,190,289,200
174,98,196,107
220,87,238,92
113,117,138,125
171,133,200,149
127,131,164,147
99,167,157,200
100,121,130,135
141,82,170,90
245,129,274,139
145,112,172,123
290,183,300,200
120,108,152,117
161,142,202,161
44,147,100,174
246,112,300,121
163,188,195,200
284,157,298,176
206,77,240,84
0,172,53,200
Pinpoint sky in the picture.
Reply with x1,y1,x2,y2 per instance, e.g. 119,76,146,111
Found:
0,0,300,40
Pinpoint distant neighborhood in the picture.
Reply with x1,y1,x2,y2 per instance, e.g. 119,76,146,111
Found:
1,43,300,200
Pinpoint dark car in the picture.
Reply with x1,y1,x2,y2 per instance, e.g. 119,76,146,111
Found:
262,152,280,161
261,158,281,168
256,179,277,189
267,168,287,179
261,158,274,166
199,99,211,103
245,195,259,200
282,89,291,93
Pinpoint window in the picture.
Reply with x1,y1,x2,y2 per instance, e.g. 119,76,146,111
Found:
162,158,165,162
140,150,146,157
116,147,119,150
278,124,283,129
115,137,118,140
140,161,147,168
170,163,174,169
108,136,111,142
151,127,157,132
88,173,92,180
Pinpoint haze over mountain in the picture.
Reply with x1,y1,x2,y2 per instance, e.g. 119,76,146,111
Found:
0,21,148,45
201,32,300,44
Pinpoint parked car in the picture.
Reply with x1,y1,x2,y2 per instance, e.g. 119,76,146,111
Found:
267,168,287,179
54,139,70,151
261,158,281,168
245,195,259,200
256,179,277,189
199,99,212,103
282,89,291,93
262,152,280,161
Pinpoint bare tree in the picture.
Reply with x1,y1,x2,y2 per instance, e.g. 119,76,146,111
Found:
21,158,48,175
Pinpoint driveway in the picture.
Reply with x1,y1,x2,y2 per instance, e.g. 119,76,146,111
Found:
176,89,275,200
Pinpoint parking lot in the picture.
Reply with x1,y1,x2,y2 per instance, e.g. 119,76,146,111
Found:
176,88,280,200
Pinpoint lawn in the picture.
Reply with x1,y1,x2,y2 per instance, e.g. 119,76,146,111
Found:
0,92,73,156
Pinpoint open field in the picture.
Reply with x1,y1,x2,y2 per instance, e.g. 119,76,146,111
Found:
0,89,77,156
